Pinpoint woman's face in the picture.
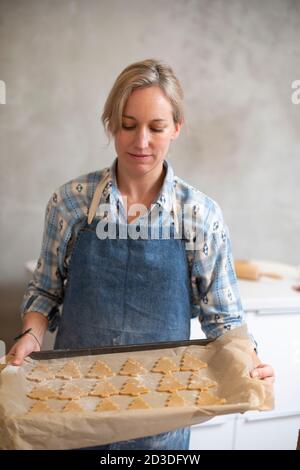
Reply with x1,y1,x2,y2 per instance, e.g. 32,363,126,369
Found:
114,85,181,177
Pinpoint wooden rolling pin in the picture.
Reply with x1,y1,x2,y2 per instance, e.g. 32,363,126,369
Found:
234,260,283,281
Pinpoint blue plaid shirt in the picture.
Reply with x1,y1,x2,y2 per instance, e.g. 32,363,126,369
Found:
21,158,245,338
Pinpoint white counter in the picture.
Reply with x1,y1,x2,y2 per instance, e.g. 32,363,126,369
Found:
238,260,300,313
190,260,300,450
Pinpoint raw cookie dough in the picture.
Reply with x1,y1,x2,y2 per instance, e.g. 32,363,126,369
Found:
62,401,85,412
119,378,149,396
180,353,207,371
28,401,53,413
166,392,187,407
85,360,114,379
187,373,217,391
56,360,81,380
95,398,120,412
151,357,179,374
89,380,119,398
196,391,226,406
27,386,57,401
156,375,186,393
119,358,147,376
26,364,55,383
58,383,87,400
127,397,151,410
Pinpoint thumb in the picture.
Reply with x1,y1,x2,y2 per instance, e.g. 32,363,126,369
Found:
250,363,266,379
11,348,26,366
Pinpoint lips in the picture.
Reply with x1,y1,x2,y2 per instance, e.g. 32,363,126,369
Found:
128,153,152,159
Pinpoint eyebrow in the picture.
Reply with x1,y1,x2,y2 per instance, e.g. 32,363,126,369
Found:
122,114,167,122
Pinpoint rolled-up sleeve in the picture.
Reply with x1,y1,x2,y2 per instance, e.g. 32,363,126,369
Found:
191,201,245,340
20,193,66,332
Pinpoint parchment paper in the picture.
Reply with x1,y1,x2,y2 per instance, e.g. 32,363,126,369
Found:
0,325,274,449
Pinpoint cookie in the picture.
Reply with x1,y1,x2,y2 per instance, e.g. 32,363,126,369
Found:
26,364,55,383
85,360,114,379
89,380,119,398
196,391,226,406
156,375,186,393
56,360,81,380
119,358,147,376
27,386,57,401
62,401,85,412
95,398,120,412
165,392,187,407
187,373,217,391
58,383,87,400
151,357,179,374
119,378,149,396
28,401,53,413
127,397,150,410
180,353,207,371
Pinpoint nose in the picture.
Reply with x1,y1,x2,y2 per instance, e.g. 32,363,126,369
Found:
134,126,150,149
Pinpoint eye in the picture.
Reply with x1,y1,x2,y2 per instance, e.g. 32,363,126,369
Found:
121,125,165,133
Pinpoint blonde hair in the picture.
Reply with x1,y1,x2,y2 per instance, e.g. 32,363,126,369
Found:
101,59,184,137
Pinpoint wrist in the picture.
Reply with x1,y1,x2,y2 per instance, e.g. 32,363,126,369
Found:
14,328,41,349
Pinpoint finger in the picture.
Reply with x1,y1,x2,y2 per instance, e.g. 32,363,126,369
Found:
250,364,275,380
11,348,26,366
264,376,275,385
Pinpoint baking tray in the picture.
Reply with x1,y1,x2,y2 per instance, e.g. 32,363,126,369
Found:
30,338,215,360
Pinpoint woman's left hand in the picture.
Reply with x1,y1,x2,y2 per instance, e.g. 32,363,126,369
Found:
250,362,275,384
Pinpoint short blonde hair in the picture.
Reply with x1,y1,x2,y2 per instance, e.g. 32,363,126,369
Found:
101,59,184,137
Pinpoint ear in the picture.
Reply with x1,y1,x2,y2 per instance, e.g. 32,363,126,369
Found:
171,121,182,141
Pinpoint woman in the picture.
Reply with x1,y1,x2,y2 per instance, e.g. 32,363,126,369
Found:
9,59,274,450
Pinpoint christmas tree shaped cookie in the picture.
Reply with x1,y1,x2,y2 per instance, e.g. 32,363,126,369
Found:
95,398,120,412
180,353,207,371
187,373,217,391
119,358,147,376
86,360,114,379
151,357,179,374
89,380,119,398
127,397,151,410
27,363,55,382
27,386,57,401
28,401,54,413
119,378,149,396
62,400,85,412
55,360,81,379
156,374,186,393
58,383,87,400
196,391,226,406
165,392,188,407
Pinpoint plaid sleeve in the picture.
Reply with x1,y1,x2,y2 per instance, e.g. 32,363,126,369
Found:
191,200,245,339
20,193,66,332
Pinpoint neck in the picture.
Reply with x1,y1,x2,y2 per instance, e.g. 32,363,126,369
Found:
116,160,166,206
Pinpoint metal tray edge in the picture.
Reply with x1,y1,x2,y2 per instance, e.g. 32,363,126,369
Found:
30,338,215,360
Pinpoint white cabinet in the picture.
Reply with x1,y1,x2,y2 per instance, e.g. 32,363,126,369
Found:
190,261,300,450
190,415,236,450
234,410,300,450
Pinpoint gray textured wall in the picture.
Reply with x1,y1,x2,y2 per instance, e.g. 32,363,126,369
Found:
1,0,300,347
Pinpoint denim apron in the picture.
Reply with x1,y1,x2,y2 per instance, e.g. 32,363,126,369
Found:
54,183,192,450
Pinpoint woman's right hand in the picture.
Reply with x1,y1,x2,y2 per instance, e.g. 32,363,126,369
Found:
8,333,41,366
6,312,48,366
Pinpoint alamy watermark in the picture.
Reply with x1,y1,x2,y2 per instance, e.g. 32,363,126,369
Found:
291,80,300,104
0,80,6,104
94,200,209,251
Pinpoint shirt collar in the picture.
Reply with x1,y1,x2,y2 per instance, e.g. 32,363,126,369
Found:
103,157,175,213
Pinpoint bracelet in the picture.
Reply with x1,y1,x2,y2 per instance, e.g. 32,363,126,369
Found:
14,328,41,349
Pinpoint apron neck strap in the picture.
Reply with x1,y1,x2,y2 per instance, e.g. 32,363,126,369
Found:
88,173,110,225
